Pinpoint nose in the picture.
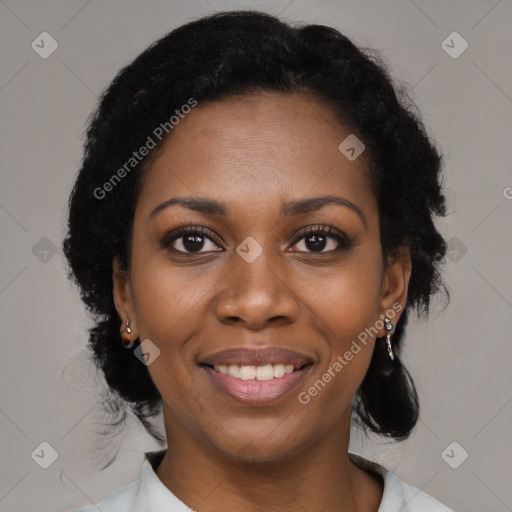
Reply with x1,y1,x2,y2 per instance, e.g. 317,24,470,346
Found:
214,247,300,330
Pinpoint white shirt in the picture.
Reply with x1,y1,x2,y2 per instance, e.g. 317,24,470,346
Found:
72,450,454,511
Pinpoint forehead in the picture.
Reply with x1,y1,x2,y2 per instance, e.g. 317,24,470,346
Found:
137,92,375,220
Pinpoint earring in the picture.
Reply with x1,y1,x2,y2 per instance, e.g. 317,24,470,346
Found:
121,319,134,348
384,317,395,361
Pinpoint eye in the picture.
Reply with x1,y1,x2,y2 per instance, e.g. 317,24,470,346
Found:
160,226,223,254
289,226,355,253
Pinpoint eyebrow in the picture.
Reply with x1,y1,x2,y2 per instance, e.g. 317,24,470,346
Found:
149,194,367,228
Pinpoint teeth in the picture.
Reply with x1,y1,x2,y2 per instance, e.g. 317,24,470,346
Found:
212,363,300,380
256,364,274,380
227,364,240,378
273,364,285,378
239,365,256,380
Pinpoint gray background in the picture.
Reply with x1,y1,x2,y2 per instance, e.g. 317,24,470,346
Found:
1,0,511,511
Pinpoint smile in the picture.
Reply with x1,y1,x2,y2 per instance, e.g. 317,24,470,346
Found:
201,362,313,405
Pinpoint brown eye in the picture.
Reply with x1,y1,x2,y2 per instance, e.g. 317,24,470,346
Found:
161,226,223,254
290,226,355,253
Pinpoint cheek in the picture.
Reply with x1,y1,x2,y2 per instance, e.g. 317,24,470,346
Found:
301,292,378,421
130,251,209,341
312,248,383,341
128,248,213,396
305,249,383,398
129,258,209,425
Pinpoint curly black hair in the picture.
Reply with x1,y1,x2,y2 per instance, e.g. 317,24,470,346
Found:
63,10,448,463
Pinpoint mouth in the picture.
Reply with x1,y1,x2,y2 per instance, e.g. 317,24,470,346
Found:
199,360,314,406
198,346,315,405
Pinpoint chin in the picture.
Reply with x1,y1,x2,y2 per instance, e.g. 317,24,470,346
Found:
207,427,308,465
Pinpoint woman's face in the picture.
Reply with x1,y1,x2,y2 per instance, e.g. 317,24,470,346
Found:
113,92,410,461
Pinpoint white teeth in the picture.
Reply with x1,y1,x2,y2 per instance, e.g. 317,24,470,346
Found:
256,364,274,380
212,363,303,380
284,364,294,374
227,364,240,378
273,364,285,378
239,365,256,380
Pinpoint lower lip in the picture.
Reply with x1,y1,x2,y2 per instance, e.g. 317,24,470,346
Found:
201,364,312,405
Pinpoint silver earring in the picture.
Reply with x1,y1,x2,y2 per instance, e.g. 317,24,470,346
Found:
121,319,134,348
384,317,395,360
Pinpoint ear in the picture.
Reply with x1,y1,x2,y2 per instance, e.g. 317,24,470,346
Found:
378,246,412,333
112,255,138,338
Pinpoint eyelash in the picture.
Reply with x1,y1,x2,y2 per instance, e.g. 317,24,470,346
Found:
160,224,355,255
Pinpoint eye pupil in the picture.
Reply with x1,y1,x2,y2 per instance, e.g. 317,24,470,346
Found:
306,234,326,252
183,234,205,252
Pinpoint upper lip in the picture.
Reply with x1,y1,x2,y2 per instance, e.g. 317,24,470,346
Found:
200,347,314,369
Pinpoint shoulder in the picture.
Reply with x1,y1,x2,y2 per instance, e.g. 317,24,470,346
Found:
70,478,139,512
348,452,455,512
398,478,454,511
70,450,187,512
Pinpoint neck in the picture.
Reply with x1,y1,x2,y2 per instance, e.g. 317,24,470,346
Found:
154,408,383,512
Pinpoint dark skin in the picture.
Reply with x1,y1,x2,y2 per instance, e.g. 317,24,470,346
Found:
113,92,412,511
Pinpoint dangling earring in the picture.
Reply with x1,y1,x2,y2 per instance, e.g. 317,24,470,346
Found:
384,317,395,360
121,319,134,348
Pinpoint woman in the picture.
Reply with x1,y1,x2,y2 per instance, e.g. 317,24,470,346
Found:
64,10,454,512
